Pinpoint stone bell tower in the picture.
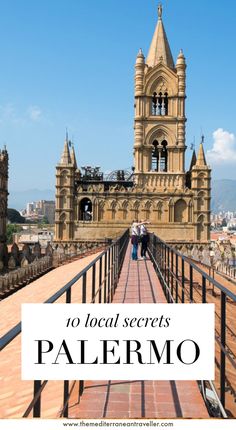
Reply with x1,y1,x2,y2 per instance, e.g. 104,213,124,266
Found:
54,4,211,246
134,4,186,190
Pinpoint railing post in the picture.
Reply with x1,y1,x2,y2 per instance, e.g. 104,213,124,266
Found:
33,380,41,417
164,245,167,285
79,380,84,398
82,273,87,303
167,247,170,300
108,248,111,303
111,245,115,301
154,235,157,263
220,291,226,408
66,287,71,304
181,259,185,303
114,244,118,288
160,243,163,273
63,380,69,417
189,264,193,303
202,275,206,303
92,264,96,303
175,253,178,303
118,237,121,272
99,257,102,303
171,249,174,298
104,252,107,303
157,237,160,267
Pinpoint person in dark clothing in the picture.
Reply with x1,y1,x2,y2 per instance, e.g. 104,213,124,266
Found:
140,221,150,259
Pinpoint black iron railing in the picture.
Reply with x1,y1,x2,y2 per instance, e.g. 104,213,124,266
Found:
0,229,129,418
148,233,236,418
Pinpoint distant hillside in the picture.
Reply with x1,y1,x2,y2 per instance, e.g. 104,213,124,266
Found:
8,189,55,211
211,179,236,212
8,180,236,213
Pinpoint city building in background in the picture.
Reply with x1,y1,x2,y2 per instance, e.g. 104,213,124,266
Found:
21,200,55,224
13,226,54,248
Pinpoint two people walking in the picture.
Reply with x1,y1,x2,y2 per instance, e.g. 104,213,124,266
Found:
131,220,150,261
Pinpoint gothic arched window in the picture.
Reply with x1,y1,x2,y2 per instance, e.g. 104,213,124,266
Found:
79,198,92,221
158,92,162,115
152,140,168,172
152,140,159,171
152,92,158,115
164,92,168,115
152,91,168,115
160,140,168,172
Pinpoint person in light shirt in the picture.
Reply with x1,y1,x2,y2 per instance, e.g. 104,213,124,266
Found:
130,220,150,261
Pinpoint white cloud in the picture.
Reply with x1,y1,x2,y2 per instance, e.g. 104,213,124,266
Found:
0,103,43,125
28,105,42,121
0,103,16,123
207,128,236,164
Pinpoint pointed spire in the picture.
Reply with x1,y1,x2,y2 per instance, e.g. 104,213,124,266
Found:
146,4,174,69
70,143,77,169
137,48,144,59
60,138,71,165
189,150,197,170
176,49,186,66
196,136,207,167
136,48,145,66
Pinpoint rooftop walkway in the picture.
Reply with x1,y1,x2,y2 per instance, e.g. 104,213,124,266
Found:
0,252,101,419
68,244,209,419
0,243,209,419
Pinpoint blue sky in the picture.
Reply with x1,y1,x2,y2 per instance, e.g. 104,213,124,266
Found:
0,0,236,196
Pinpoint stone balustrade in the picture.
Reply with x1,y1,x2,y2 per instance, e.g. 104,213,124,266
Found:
0,256,52,298
0,241,105,299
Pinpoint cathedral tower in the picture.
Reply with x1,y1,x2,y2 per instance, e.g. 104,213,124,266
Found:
54,4,211,246
134,4,186,189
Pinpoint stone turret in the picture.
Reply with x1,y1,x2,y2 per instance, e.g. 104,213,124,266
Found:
55,137,76,241
60,139,71,165
135,49,145,97
70,143,78,169
196,142,207,167
191,137,211,242
189,150,197,170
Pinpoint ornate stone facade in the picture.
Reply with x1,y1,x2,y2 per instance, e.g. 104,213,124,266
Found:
0,146,8,268
55,6,211,245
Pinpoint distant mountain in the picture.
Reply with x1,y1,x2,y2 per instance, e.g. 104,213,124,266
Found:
8,189,55,211
211,179,236,212
8,180,236,213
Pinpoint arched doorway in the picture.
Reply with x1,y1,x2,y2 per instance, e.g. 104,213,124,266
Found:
79,198,93,221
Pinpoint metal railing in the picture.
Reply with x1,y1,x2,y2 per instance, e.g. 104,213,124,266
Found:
148,233,236,418
0,229,129,418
